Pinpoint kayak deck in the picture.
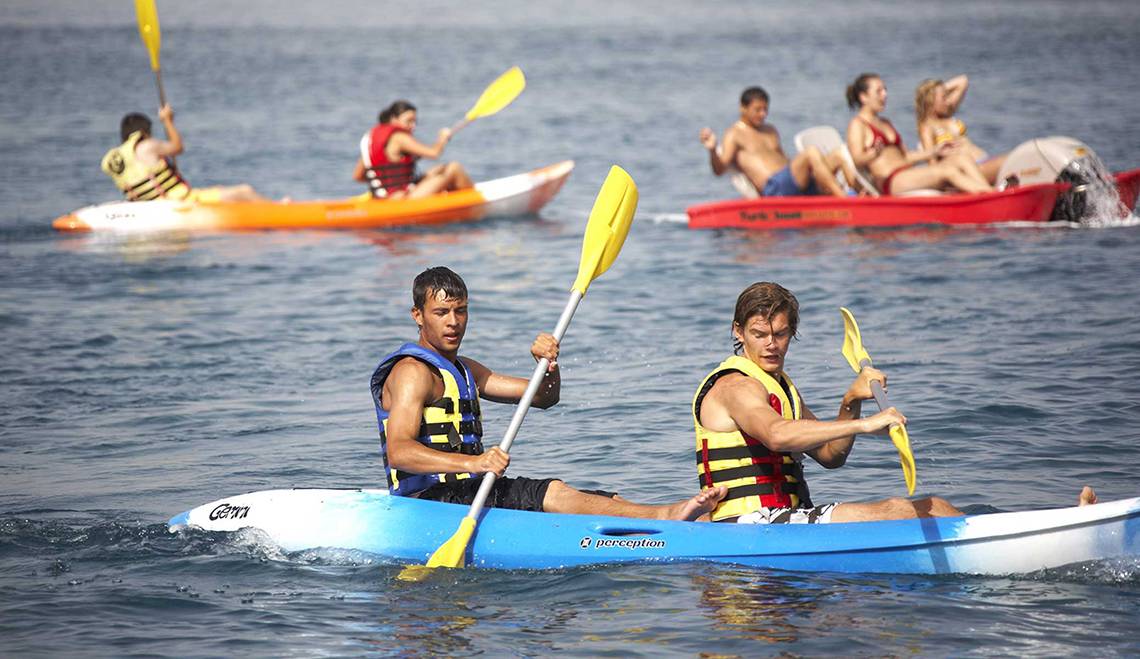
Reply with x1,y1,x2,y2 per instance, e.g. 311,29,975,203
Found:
169,488,1140,575
53,160,573,233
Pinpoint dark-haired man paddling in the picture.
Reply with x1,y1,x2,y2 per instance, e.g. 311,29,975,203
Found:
693,282,1095,524
371,266,725,520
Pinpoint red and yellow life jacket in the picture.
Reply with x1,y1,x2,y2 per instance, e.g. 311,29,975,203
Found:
693,355,813,522
359,124,418,198
100,130,191,201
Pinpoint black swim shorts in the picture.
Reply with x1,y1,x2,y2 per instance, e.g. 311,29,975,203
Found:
416,477,618,512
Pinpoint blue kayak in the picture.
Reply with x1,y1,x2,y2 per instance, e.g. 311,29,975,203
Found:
168,488,1140,575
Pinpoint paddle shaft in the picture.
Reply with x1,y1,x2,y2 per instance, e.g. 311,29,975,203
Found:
153,68,168,108
859,358,900,429
463,289,583,520
448,118,472,134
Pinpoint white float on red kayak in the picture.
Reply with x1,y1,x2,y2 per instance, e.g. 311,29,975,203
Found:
168,488,1140,575
52,160,573,233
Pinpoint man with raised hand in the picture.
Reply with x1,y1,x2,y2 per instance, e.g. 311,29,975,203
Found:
371,266,725,520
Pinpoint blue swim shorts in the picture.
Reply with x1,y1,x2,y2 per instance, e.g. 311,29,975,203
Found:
762,166,820,197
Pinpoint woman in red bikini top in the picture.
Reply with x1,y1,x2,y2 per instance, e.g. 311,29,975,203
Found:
844,73,992,196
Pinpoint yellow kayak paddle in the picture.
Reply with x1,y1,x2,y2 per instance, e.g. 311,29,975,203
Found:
449,66,526,134
134,0,167,107
398,166,639,581
839,307,917,495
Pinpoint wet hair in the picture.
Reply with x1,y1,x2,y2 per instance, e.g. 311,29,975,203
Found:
120,112,152,142
379,100,417,124
914,78,943,128
740,86,770,106
732,282,799,354
845,73,880,110
412,266,467,309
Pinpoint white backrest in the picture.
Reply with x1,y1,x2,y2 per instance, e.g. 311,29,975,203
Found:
715,145,760,198
793,125,844,154
794,126,881,197
729,171,760,198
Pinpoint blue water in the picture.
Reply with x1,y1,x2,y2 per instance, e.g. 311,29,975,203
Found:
3,0,1140,655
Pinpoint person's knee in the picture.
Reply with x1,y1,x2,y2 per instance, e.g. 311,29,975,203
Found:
804,146,827,168
540,479,580,512
882,496,914,515
928,496,960,515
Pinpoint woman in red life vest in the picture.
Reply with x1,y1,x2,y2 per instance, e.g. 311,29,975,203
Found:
352,100,474,199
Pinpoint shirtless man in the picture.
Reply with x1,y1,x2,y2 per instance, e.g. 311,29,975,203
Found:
699,87,859,198
101,105,263,202
370,266,725,520
693,281,1097,525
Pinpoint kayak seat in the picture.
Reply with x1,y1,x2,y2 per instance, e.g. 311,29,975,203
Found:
716,146,761,198
730,170,760,198
794,126,878,197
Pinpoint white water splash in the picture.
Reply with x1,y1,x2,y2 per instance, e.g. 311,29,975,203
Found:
1074,160,1133,229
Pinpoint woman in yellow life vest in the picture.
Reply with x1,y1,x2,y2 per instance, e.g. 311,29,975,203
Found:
693,281,965,524
101,105,263,203
914,74,1007,186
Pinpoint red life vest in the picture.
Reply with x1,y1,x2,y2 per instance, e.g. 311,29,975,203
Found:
361,124,418,198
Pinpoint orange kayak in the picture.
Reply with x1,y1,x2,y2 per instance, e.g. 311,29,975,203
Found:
53,161,573,233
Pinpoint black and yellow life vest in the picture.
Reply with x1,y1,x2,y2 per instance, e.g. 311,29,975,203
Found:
370,343,483,496
693,355,813,522
100,130,190,201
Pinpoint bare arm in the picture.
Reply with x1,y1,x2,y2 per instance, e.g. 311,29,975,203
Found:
943,74,969,112
463,333,561,408
802,396,863,468
805,367,903,467
906,139,954,165
845,118,880,168
917,121,937,153
384,358,504,476
352,157,367,182
389,128,451,161
703,370,903,458
699,127,735,176
150,104,184,158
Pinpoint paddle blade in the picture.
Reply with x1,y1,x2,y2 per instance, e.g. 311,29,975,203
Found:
572,166,638,295
396,516,475,581
464,66,526,122
134,0,162,71
889,425,917,495
839,307,872,373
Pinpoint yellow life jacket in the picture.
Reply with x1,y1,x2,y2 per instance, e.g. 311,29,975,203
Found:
101,131,191,201
370,343,484,496
693,355,813,522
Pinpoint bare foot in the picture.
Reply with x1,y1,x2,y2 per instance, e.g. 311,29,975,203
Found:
669,487,727,521
1078,486,1097,507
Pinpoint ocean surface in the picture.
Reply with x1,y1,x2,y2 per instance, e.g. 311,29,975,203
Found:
3,1,1140,656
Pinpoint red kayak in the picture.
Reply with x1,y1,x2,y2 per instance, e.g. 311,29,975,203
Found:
687,168,1140,231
